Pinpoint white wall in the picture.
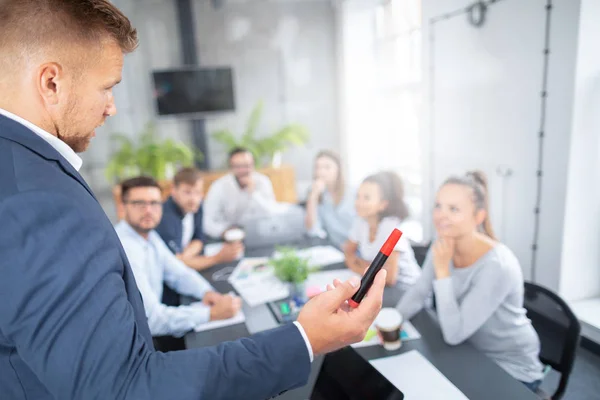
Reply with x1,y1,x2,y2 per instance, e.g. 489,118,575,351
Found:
193,0,339,188
334,0,426,239
559,0,600,301
421,0,581,292
334,0,378,187
85,0,340,218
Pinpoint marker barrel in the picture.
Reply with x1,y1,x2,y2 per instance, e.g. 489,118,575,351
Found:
349,252,388,307
348,228,402,308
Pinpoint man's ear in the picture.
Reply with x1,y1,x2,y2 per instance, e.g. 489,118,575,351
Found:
38,62,63,106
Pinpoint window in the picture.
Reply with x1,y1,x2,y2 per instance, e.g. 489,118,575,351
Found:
343,0,424,241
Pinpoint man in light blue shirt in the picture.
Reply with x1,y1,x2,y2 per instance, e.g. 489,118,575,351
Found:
115,176,241,338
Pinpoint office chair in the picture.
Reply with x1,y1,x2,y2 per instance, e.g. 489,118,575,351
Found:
410,241,431,268
523,282,581,400
410,241,434,309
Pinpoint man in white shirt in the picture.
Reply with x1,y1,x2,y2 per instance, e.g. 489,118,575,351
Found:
203,147,276,238
114,176,241,340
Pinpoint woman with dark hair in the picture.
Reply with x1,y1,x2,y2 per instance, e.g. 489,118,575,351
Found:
343,171,421,288
396,171,544,392
305,150,356,248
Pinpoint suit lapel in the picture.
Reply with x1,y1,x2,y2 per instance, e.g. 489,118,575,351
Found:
0,114,97,201
0,115,156,346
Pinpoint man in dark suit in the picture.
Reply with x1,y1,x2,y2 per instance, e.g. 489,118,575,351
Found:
156,167,242,270
155,167,243,353
0,1,386,400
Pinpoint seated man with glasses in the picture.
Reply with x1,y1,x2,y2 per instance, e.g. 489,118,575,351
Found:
115,177,241,350
203,147,277,238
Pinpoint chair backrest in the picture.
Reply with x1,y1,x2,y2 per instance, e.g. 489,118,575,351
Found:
410,242,431,268
523,282,581,400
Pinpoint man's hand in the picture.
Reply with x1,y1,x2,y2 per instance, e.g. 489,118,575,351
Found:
432,237,455,280
296,270,386,356
209,294,242,321
217,242,244,263
202,291,224,306
182,240,203,258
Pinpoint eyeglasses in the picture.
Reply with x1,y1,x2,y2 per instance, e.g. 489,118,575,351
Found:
125,200,162,209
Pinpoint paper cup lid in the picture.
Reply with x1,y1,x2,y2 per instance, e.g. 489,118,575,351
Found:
375,308,403,330
224,228,245,241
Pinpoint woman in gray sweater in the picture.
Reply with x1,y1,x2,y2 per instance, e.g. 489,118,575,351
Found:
397,171,544,391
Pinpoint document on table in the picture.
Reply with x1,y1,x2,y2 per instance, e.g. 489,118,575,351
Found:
304,269,360,294
228,258,290,307
370,350,469,400
203,242,243,260
203,242,224,257
273,246,345,269
194,311,246,332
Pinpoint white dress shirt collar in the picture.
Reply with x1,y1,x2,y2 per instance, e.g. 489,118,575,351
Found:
0,108,83,171
181,213,195,249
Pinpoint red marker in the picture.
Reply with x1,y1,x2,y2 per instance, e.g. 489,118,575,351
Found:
348,228,403,308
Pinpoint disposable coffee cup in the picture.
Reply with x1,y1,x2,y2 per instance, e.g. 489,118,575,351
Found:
224,228,245,259
224,228,245,243
375,308,403,351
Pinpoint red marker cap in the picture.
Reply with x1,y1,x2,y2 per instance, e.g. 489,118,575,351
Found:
380,228,403,256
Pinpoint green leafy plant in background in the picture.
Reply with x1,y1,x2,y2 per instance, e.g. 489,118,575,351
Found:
105,122,202,183
269,247,314,284
211,101,310,167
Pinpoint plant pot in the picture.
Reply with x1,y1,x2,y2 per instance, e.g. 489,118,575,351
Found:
289,281,308,305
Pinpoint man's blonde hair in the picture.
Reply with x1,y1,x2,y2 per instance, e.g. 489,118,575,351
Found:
0,0,138,71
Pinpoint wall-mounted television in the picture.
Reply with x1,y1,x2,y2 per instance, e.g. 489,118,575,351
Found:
152,67,235,116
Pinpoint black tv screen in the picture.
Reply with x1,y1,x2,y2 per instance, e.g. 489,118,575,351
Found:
152,67,235,116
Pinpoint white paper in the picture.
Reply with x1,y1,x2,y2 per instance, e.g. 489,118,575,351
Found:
370,350,469,400
304,269,360,293
230,278,289,307
194,311,246,332
203,242,243,260
273,246,345,269
228,258,290,307
204,242,224,257
351,320,421,349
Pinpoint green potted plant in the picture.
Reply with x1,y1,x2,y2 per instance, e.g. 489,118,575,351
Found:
211,101,310,168
269,247,314,303
105,122,202,183
105,122,203,220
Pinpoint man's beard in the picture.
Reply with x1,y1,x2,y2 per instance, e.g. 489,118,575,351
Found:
58,131,93,153
130,222,154,236
55,98,95,153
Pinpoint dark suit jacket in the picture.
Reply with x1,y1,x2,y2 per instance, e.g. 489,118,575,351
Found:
156,196,205,254
0,114,310,400
155,197,205,309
